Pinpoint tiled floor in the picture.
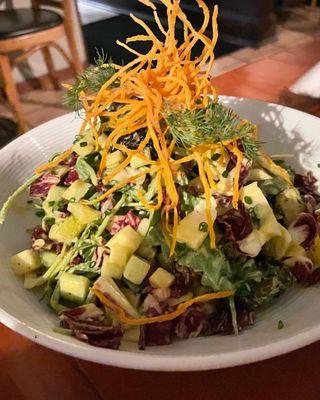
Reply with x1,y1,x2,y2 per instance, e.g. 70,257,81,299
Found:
0,5,319,136
212,5,320,76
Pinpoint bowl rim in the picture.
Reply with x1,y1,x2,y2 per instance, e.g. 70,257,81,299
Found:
1,96,320,371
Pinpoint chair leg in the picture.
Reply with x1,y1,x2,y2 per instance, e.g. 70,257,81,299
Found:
41,46,60,90
0,54,28,134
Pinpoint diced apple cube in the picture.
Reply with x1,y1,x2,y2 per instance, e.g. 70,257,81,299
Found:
107,225,143,253
101,256,124,279
123,255,150,285
49,215,85,243
63,180,91,202
149,267,175,289
109,243,132,266
68,203,101,224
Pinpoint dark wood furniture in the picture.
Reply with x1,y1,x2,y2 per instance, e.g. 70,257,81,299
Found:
0,0,83,133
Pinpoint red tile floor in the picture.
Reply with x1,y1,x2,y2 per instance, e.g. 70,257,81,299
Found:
1,39,320,400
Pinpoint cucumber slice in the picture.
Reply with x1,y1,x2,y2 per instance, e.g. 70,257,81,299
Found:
59,272,90,303
40,251,58,268
11,249,41,276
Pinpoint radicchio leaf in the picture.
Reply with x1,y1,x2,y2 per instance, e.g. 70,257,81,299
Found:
139,321,173,349
288,212,318,250
307,268,320,285
62,154,78,167
32,225,54,251
29,173,60,198
73,326,123,349
64,169,79,186
109,210,140,235
294,172,320,203
284,256,313,283
60,304,123,349
217,201,253,242
209,301,255,335
171,267,198,298
101,196,114,214
174,304,207,339
143,294,163,316
151,288,171,303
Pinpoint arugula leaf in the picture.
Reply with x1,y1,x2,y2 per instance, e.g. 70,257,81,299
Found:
178,242,234,291
76,158,98,186
246,262,294,308
273,159,295,182
258,177,288,196
68,261,100,279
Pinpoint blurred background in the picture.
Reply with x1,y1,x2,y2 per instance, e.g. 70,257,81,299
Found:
0,0,319,146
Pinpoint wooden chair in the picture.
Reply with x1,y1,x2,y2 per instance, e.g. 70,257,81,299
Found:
0,0,84,133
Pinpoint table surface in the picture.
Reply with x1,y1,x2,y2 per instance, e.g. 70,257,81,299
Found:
1,40,320,400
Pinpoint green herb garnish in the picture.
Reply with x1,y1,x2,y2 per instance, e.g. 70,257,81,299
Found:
63,50,118,110
244,196,253,205
278,320,284,329
212,153,221,161
249,206,261,229
79,142,88,147
166,102,260,159
222,170,229,178
35,209,45,218
199,222,208,232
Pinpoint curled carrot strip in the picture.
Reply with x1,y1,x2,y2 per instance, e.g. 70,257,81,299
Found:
92,288,235,326
35,148,73,174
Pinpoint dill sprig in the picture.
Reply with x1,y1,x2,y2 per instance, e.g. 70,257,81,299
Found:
165,102,260,159
63,50,119,110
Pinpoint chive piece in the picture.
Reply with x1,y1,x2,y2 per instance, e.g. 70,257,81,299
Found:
48,201,55,207
46,217,55,226
27,200,33,204
212,153,221,161
317,163,320,168
69,197,76,203
278,320,284,329
80,142,88,147
199,222,208,232
36,209,45,218
222,170,229,178
244,196,253,205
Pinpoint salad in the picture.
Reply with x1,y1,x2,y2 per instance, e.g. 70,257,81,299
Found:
1,0,320,351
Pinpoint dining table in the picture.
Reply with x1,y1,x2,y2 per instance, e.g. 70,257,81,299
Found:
1,39,320,400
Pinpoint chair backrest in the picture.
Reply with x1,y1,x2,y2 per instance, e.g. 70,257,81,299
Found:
31,0,73,18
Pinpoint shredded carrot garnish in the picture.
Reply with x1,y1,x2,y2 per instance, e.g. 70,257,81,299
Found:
35,148,73,174
33,0,253,255
92,288,235,326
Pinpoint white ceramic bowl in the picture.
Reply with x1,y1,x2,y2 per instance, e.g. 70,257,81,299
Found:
0,97,320,371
